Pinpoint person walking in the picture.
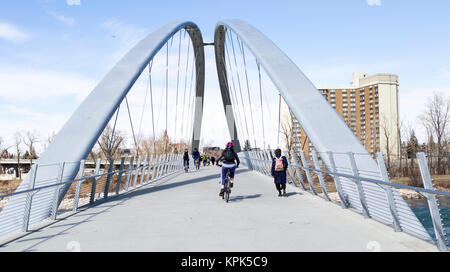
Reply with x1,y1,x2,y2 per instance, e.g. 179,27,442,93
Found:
271,148,288,197
183,148,189,172
211,156,216,166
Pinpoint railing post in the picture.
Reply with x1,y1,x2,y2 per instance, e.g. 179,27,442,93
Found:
90,158,101,204
153,155,161,181
347,152,370,218
104,158,115,198
265,150,273,176
282,150,295,185
115,157,126,195
125,156,134,191
417,152,448,251
326,151,348,208
290,150,307,190
132,156,142,188
73,160,86,212
51,162,65,220
139,156,148,186
311,151,330,201
146,155,154,184
376,152,402,232
22,164,38,232
299,150,317,195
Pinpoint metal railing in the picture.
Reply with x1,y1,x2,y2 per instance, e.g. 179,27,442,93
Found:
0,154,184,241
239,150,449,252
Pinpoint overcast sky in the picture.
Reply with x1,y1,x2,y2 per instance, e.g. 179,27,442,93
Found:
1,0,449,154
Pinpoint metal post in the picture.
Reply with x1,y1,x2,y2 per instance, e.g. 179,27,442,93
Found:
90,158,101,204
104,158,115,198
376,152,402,232
22,164,38,232
299,150,317,195
347,152,370,218
115,157,126,195
151,155,158,182
326,151,348,208
51,162,65,220
311,151,330,201
417,152,448,251
139,156,148,186
282,150,295,185
290,150,307,190
73,160,86,212
153,155,161,181
125,156,134,191
146,155,154,184
132,156,142,188
265,150,273,176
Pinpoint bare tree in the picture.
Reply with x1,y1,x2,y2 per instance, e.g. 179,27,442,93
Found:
279,119,295,156
419,92,450,174
97,124,126,161
13,131,22,179
23,130,40,165
380,116,394,171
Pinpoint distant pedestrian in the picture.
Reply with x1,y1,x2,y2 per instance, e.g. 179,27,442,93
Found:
211,156,216,166
271,148,288,197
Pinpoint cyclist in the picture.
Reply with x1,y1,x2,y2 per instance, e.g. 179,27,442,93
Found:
183,148,189,172
216,142,240,197
192,148,201,170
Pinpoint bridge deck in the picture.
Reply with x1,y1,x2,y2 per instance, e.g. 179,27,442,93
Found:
0,166,437,252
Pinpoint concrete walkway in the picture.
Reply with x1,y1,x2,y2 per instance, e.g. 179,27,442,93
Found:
0,166,437,252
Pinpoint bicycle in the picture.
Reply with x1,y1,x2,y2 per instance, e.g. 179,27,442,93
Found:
195,158,200,170
222,168,232,203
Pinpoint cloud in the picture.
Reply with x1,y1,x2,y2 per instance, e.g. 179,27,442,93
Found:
366,0,381,6
0,66,96,102
66,0,81,6
46,10,75,26
0,21,30,43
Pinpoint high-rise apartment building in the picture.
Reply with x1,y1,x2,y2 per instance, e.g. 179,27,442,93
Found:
280,72,400,158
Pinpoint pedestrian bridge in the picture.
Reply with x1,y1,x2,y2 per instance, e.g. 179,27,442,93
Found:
0,19,448,251
0,165,437,252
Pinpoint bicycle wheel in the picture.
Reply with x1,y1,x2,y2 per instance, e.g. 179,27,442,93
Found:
225,178,230,203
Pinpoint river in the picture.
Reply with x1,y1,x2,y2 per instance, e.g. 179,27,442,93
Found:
405,197,450,247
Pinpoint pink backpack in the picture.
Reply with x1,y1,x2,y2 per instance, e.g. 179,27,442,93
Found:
274,157,284,171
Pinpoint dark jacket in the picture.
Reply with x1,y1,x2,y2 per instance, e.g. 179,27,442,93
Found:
271,155,288,184
217,147,240,166
183,152,189,161
192,151,200,160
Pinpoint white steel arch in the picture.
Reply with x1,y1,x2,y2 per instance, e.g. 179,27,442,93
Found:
214,19,432,241
0,21,205,237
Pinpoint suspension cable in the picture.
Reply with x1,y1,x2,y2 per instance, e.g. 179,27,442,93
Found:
148,60,156,154
224,33,246,145
229,31,250,143
125,96,139,157
174,31,182,142
257,61,266,150
238,38,257,150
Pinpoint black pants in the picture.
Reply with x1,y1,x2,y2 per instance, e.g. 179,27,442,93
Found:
275,183,286,192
